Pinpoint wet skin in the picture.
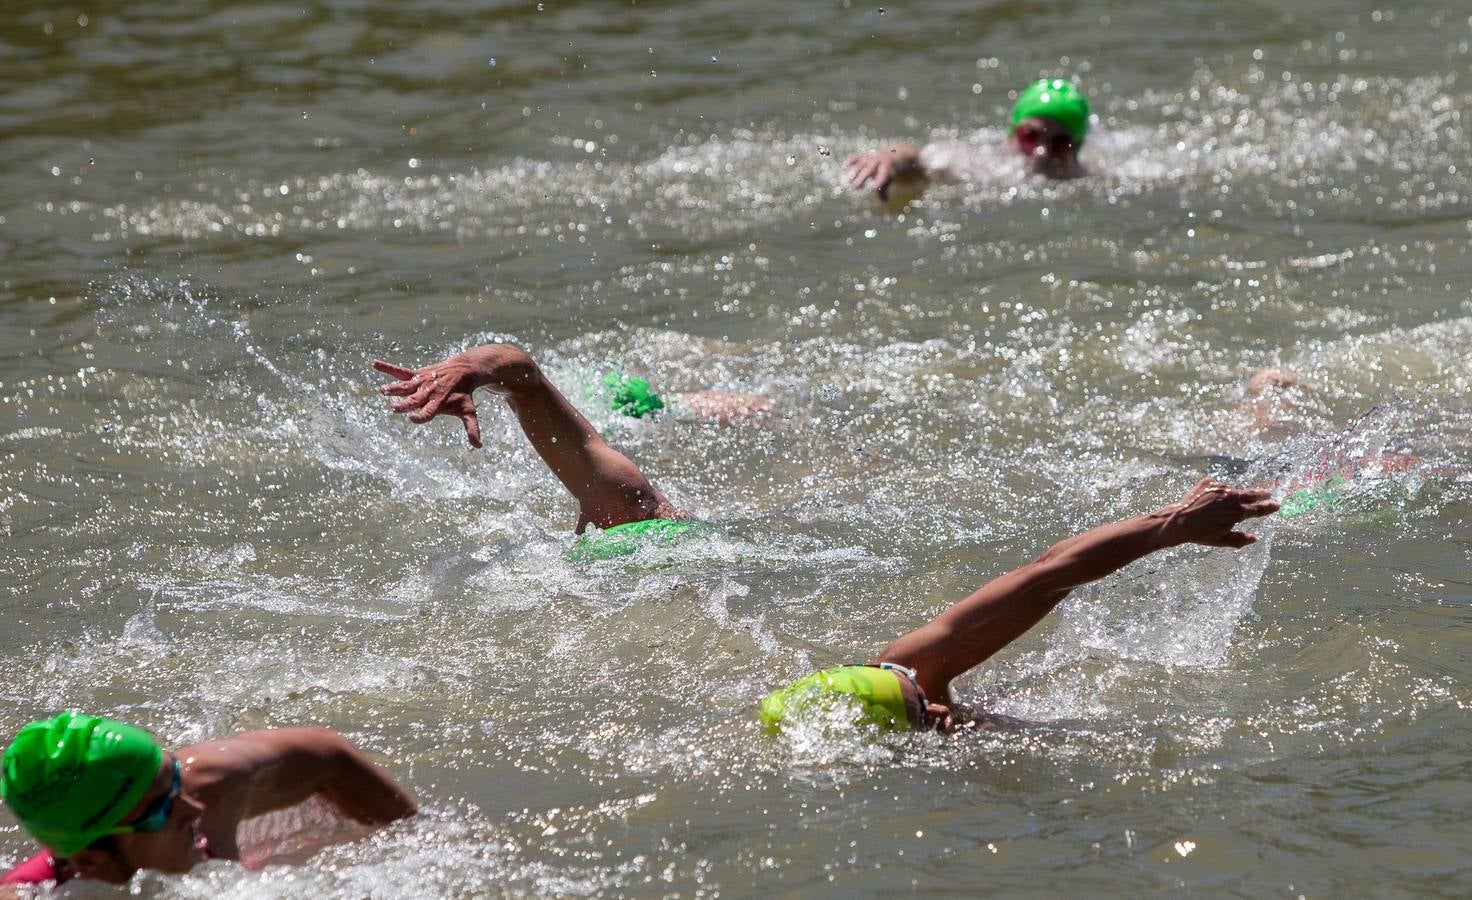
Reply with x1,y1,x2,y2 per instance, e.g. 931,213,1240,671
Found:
57,728,416,885
872,479,1277,731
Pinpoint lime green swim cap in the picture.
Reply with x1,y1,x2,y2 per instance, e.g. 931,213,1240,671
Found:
1011,78,1091,146
603,372,665,419
759,666,910,733
1,712,165,857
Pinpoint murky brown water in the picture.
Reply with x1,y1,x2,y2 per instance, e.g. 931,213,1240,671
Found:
2,0,1471,896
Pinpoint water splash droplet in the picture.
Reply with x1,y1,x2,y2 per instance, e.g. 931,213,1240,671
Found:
817,145,831,157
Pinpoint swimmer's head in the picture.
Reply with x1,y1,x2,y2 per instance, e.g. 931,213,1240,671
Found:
1010,78,1090,175
603,372,665,418
2,712,163,857
2,712,204,880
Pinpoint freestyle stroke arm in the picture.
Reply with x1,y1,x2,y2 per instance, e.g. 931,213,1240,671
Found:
202,728,417,826
374,344,681,531
877,479,1279,706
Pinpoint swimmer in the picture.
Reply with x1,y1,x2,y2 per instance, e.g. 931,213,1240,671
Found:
0,713,416,890
761,479,1277,733
376,344,686,535
843,77,1091,202
602,370,775,425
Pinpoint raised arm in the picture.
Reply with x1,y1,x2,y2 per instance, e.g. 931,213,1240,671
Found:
876,479,1278,719
374,344,682,532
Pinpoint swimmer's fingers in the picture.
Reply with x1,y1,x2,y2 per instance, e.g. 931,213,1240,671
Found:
407,389,448,423
390,382,435,413
372,360,418,380
1240,498,1280,517
1208,530,1257,549
459,405,482,449
846,156,882,189
375,360,426,398
1225,487,1277,518
925,702,955,734
380,376,422,398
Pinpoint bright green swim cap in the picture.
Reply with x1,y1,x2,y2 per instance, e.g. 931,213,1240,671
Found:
1011,78,1091,146
1,712,165,857
603,372,665,419
567,518,706,562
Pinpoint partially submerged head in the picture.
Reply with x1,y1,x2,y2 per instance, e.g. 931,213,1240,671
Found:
603,372,665,418
1,712,206,882
1010,78,1091,177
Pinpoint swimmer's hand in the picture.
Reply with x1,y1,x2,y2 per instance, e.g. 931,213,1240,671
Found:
374,355,488,448
1158,478,1279,548
842,143,923,201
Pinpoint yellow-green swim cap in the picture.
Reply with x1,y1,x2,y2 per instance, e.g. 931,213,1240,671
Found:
759,665,911,733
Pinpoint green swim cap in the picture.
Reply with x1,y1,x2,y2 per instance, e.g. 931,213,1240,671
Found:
1278,475,1346,519
603,372,665,419
1,712,165,857
1011,78,1091,146
567,518,706,562
759,666,910,733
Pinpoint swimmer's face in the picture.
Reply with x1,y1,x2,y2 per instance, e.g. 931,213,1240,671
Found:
1011,116,1079,176
69,755,209,882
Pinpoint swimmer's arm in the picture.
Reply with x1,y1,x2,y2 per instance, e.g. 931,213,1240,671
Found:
206,728,417,826
842,143,928,201
878,480,1277,701
375,346,677,531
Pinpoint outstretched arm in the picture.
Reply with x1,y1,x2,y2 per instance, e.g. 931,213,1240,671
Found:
842,142,928,202
374,344,681,531
876,479,1278,720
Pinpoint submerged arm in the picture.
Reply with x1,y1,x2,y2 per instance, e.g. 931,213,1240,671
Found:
374,345,678,531
877,479,1278,705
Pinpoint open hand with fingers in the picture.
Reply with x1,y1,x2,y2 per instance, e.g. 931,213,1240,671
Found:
1160,478,1279,548
842,144,923,201
373,354,490,448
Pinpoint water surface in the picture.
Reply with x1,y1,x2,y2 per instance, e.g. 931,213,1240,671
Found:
2,1,1471,896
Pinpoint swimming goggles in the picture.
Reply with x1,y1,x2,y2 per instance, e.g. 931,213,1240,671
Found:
108,757,180,836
